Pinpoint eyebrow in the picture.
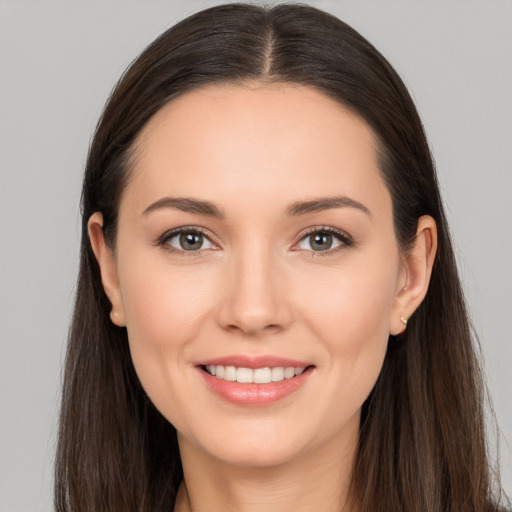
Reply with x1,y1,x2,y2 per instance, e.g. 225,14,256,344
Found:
141,194,371,219
284,196,371,217
142,197,225,218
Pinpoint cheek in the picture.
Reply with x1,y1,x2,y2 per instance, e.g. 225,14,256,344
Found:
299,256,397,339
122,254,214,331
296,257,397,394
118,256,218,393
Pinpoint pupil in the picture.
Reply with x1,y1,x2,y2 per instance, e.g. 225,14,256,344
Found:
311,233,332,251
180,232,203,251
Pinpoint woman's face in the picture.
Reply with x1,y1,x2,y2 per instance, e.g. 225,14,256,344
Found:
98,83,412,467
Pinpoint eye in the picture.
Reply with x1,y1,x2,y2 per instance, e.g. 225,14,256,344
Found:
159,228,216,253
296,228,352,253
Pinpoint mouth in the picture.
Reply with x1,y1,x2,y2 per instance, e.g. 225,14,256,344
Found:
201,364,309,384
196,357,315,406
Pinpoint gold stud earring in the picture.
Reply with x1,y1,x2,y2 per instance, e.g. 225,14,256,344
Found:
400,316,408,327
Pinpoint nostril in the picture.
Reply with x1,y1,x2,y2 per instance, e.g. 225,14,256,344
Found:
215,273,293,335
225,322,283,336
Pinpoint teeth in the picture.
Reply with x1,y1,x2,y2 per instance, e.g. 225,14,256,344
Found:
224,366,236,382
271,367,284,382
284,367,295,379
205,365,306,383
254,367,272,384
236,367,253,383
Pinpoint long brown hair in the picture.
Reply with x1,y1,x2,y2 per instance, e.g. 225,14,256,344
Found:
55,3,506,511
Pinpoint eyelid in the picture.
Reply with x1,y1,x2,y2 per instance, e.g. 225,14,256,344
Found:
292,225,354,255
155,225,220,254
154,224,353,256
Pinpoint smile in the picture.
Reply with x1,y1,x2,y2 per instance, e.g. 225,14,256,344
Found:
204,365,305,384
197,357,314,406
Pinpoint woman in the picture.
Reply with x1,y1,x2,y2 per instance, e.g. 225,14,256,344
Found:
55,3,508,511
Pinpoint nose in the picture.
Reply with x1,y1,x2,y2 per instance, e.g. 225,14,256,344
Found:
215,241,293,337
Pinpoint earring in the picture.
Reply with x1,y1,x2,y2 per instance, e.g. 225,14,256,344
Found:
400,316,408,328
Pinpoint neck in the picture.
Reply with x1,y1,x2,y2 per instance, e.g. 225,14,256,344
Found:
174,430,358,512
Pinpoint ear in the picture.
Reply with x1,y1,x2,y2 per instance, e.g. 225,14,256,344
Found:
389,215,438,335
88,212,126,327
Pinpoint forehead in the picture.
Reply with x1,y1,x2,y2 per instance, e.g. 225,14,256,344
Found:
122,82,390,217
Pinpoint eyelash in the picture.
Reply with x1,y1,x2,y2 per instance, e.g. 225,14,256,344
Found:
295,226,354,257
155,226,218,257
155,225,354,257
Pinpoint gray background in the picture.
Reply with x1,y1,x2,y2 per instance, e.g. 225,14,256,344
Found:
0,1,510,510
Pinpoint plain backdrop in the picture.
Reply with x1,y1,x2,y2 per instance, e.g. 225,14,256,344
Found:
0,1,511,511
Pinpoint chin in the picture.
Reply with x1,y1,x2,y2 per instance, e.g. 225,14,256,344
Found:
207,440,308,469
178,417,338,470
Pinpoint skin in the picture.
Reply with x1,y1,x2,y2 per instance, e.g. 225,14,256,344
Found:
89,83,437,512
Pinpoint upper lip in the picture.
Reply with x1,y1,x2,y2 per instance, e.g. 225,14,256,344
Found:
196,355,313,369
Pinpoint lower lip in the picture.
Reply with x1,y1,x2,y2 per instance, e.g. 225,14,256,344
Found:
198,367,313,406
